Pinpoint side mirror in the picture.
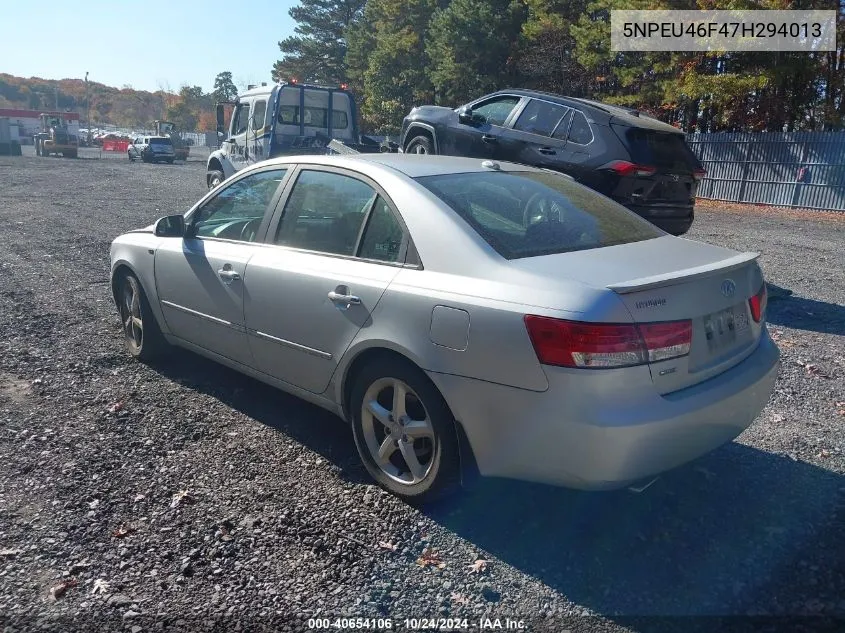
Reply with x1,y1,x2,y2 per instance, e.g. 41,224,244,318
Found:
457,105,474,124
216,103,225,135
154,214,186,238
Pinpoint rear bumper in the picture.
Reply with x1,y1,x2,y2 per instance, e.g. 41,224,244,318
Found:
625,204,694,235
427,330,780,490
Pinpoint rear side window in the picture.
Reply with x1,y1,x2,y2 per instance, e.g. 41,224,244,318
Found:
622,128,700,170
150,138,172,146
416,171,661,259
513,100,570,137
567,111,593,144
358,197,404,263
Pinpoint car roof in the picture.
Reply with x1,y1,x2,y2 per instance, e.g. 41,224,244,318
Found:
488,89,683,134
254,153,544,178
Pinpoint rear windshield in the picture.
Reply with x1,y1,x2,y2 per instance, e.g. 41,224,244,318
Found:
620,127,700,171
277,106,349,130
149,138,172,146
415,171,662,260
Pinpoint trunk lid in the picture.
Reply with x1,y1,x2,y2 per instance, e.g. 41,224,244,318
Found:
510,236,767,394
611,122,701,205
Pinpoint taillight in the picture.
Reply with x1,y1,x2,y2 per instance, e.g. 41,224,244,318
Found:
524,316,692,369
600,160,657,178
749,283,767,323
693,168,707,181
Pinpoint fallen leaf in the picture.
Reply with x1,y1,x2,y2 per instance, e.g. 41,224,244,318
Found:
111,524,136,539
416,549,446,569
0,549,21,558
838,410,845,417
817,449,831,459
450,592,468,605
170,490,194,509
378,541,398,552
836,402,845,407
108,401,124,414
772,414,784,423
805,364,830,378
91,578,111,595
50,578,78,600
468,559,488,574
88,499,100,510
132,494,145,503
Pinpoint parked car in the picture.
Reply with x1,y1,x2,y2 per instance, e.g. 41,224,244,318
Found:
128,136,176,164
401,90,706,235
110,154,778,502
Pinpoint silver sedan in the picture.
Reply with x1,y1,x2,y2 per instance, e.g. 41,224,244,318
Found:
109,154,780,501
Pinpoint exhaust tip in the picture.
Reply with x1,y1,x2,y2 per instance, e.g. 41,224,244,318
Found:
628,477,660,494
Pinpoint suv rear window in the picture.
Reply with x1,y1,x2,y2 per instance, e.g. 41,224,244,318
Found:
416,171,662,259
149,138,172,146
621,127,700,171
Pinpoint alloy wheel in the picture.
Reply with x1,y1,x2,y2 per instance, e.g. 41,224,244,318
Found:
121,277,143,350
361,377,435,485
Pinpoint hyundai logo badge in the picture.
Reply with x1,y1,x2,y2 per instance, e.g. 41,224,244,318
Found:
721,279,736,298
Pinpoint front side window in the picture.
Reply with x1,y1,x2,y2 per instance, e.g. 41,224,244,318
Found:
275,170,378,256
514,100,570,137
471,96,521,127
192,169,287,242
416,171,661,259
252,101,267,131
231,103,250,136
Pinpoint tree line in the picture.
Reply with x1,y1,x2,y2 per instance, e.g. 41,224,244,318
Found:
272,0,845,135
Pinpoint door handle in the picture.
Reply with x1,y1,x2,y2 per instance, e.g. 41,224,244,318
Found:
538,147,556,155
481,134,497,143
328,290,361,306
217,268,241,281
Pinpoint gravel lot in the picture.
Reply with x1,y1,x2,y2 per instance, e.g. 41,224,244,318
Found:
0,149,843,633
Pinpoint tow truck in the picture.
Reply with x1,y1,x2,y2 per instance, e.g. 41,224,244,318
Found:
207,81,394,188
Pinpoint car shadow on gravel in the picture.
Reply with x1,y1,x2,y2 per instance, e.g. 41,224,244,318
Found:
424,443,845,621
765,290,845,336
151,351,369,481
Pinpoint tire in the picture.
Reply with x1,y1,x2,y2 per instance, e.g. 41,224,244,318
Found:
117,273,169,362
166,158,174,164
128,151,134,162
207,169,224,189
405,135,434,155
350,357,460,503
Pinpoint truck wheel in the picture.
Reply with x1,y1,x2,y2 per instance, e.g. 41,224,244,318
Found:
207,170,224,189
405,136,434,155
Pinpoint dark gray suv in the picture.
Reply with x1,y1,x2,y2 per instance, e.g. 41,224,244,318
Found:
400,89,706,235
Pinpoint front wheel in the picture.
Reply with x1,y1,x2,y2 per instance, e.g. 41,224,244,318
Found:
350,358,460,503
118,273,169,361
405,135,434,155
207,169,224,189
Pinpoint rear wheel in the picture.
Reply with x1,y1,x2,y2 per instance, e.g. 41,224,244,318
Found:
207,169,224,189
350,358,460,503
405,135,434,155
118,273,169,361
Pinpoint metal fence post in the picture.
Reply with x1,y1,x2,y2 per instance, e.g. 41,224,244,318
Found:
737,135,753,204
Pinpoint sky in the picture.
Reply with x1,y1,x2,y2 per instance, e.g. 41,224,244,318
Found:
0,0,298,93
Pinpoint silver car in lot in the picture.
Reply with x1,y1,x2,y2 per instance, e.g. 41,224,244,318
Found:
109,154,779,501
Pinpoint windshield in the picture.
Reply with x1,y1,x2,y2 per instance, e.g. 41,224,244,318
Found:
415,170,662,259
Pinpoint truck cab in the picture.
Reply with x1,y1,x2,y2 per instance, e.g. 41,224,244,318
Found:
206,81,361,188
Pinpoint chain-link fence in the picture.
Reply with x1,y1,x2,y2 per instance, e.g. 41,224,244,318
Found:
687,132,845,212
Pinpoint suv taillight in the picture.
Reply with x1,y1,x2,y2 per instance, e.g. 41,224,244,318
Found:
523,316,692,369
749,283,767,323
600,160,657,178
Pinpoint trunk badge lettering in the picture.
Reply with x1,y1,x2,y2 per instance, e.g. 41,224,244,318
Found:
635,298,666,309
721,279,737,298
659,367,677,376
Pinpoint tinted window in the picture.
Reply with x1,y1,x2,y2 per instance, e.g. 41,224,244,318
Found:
275,170,377,256
192,169,287,242
416,171,661,259
277,106,349,130
150,138,172,146
359,197,404,263
567,111,593,144
551,110,573,141
252,101,267,130
472,96,520,126
514,100,570,137
623,128,700,170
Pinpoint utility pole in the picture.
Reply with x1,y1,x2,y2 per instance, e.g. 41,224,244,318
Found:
85,72,91,146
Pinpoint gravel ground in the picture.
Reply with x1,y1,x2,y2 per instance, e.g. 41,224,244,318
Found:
0,150,843,633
